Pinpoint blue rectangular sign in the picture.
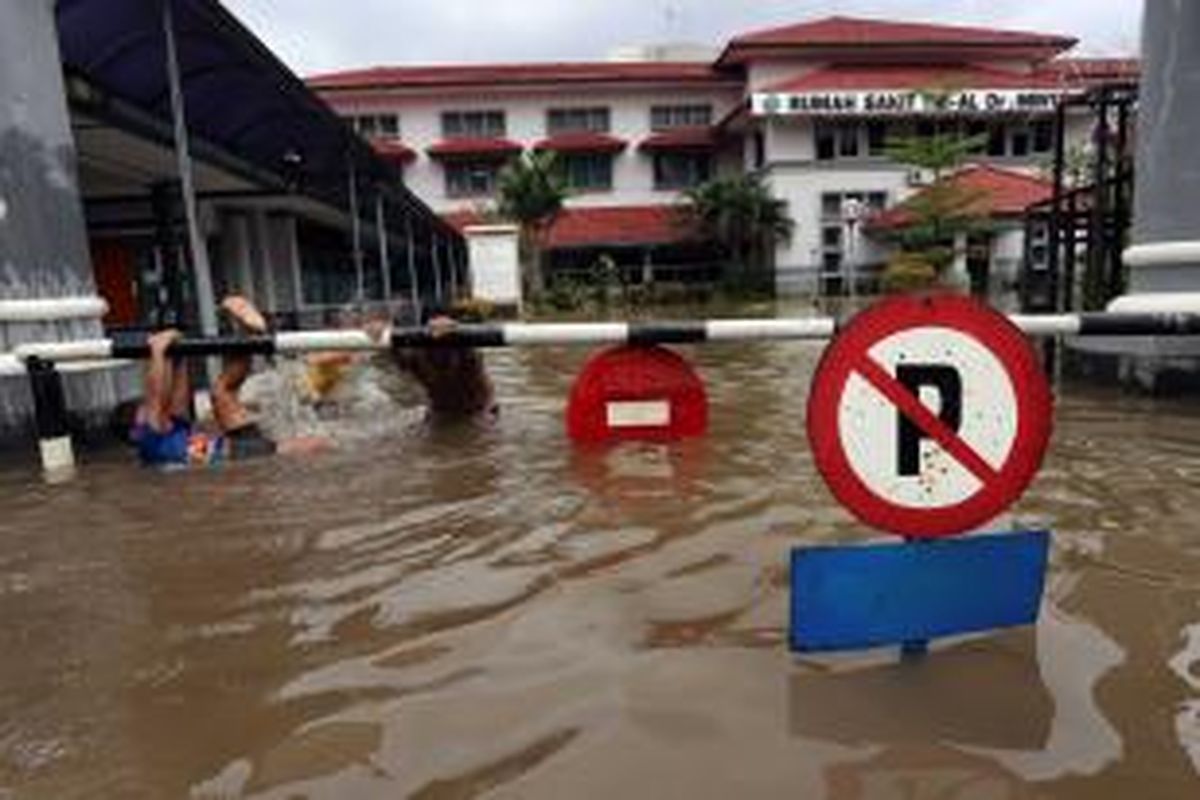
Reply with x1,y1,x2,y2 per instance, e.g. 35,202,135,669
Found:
790,530,1050,653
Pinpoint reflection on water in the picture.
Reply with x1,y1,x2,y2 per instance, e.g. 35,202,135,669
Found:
1,322,1199,798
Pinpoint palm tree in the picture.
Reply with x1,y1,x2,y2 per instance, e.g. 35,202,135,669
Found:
496,150,568,296
680,174,794,292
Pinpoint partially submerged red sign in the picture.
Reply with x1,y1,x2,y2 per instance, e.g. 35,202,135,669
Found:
807,294,1053,538
567,345,707,443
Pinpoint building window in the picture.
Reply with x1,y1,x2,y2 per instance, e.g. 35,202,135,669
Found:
562,153,613,191
445,161,500,197
1011,128,1031,157
442,110,506,138
650,104,713,131
752,131,766,169
345,113,400,139
547,107,610,135
821,191,886,221
1033,120,1055,153
653,152,712,190
987,125,1007,157
816,127,836,161
867,122,888,157
838,126,860,158
821,193,843,219
815,123,885,161
820,190,888,221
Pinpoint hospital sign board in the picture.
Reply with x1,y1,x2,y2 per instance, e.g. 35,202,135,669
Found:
751,89,1064,117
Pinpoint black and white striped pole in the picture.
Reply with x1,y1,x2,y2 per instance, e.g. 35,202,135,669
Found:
25,357,75,478
8,312,1200,364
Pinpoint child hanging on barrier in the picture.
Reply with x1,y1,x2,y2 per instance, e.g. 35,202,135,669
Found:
389,302,496,421
110,296,329,467
110,296,494,468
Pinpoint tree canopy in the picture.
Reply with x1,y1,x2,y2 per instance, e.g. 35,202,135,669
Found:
680,174,794,291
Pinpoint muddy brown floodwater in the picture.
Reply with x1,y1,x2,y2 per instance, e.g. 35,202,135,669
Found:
2,328,1200,799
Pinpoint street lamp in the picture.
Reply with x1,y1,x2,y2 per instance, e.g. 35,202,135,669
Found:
840,197,865,302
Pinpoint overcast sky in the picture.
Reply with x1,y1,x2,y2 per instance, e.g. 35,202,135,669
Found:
221,0,1143,77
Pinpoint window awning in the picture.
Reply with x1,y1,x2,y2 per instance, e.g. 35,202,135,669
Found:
427,137,524,160
639,127,720,152
370,138,418,165
534,132,627,154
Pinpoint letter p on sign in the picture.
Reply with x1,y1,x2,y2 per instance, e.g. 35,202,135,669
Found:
807,295,1053,538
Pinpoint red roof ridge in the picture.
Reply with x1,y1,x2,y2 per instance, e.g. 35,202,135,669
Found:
308,61,726,90
728,15,1076,47
956,162,1053,186
443,203,695,248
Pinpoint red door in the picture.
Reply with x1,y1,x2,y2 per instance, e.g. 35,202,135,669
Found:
90,239,138,327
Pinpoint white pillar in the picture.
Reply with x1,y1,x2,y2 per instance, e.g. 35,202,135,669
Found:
464,224,522,310
949,232,971,292
251,209,277,313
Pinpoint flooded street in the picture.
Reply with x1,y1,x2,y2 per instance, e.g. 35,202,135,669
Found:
2,333,1200,799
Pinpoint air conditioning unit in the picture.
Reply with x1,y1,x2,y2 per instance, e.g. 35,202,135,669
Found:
906,168,933,187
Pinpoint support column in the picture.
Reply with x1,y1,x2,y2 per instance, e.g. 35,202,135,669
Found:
286,216,304,313
250,208,277,313
1126,1,1200,294
1095,0,1200,389
432,232,445,305
162,0,217,340
348,157,365,304
0,0,125,443
405,215,421,322
376,193,391,305
228,212,255,301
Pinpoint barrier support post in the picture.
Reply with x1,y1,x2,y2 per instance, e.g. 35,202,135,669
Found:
901,536,930,661
26,356,75,477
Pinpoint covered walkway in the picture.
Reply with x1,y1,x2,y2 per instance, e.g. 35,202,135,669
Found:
56,0,465,332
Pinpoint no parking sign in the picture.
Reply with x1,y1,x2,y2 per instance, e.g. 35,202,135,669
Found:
807,294,1053,538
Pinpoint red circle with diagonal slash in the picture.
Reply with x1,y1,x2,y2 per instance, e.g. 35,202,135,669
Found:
807,294,1053,538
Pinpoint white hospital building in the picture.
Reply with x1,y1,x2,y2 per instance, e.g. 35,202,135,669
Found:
310,16,1136,297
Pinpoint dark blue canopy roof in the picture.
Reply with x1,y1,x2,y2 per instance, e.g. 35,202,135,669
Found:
55,0,453,236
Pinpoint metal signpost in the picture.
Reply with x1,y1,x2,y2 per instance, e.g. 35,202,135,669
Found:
796,294,1056,655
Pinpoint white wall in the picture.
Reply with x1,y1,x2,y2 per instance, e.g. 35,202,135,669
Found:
766,165,911,294
745,59,822,93
332,84,742,214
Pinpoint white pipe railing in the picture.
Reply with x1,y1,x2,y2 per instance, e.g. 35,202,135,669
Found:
0,296,108,322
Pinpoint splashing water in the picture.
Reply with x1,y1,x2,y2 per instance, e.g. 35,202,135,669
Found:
239,356,425,444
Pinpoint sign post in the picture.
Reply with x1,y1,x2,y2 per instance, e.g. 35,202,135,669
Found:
793,294,1054,653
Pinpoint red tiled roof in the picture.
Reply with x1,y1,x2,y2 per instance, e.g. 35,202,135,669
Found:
719,16,1076,65
640,126,720,151
533,132,627,154
1040,58,1140,87
728,16,1075,49
547,205,694,248
426,137,523,159
868,165,1053,229
442,205,695,248
309,62,727,91
369,138,417,164
765,63,1064,93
